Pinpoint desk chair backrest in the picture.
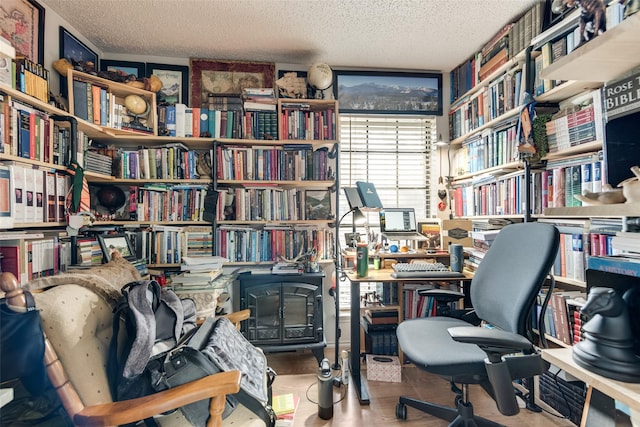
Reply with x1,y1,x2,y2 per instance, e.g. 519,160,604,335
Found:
470,222,559,335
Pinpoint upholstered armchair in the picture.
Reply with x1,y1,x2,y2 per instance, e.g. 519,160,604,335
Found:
0,256,267,427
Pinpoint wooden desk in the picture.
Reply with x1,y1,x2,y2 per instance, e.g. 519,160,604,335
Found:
541,348,640,425
344,269,473,404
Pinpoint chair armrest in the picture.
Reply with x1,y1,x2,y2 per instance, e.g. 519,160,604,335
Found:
418,288,464,303
448,326,534,361
73,370,242,427
223,309,250,329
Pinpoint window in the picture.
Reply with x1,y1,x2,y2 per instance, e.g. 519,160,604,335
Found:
337,114,437,309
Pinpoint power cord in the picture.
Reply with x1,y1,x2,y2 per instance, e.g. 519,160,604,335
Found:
305,377,347,406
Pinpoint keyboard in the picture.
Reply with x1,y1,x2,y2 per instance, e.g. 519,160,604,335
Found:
390,262,465,279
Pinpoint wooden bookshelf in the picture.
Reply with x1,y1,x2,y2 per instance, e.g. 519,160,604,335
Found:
540,12,640,83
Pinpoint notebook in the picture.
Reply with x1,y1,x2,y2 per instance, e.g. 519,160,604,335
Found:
379,208,427,241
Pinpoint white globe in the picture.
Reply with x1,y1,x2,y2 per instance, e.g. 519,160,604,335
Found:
307,63,333,90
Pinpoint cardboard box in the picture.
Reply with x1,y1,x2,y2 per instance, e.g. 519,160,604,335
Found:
366,354,401,383
441,219,472,249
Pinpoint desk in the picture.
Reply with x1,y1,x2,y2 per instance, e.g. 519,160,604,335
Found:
541,348,640,425
344,269,473,404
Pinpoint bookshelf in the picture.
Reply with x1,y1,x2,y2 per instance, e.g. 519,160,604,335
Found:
67,70,158,136
211,99,339,264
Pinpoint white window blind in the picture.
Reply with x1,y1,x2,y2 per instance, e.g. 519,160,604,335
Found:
337,114,436,309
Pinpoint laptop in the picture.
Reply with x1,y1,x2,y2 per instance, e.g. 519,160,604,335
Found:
379,208,427,241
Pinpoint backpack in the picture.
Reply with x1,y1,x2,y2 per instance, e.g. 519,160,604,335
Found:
107,280,198,402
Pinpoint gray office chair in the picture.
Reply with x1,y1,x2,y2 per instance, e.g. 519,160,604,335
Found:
396,222,560,426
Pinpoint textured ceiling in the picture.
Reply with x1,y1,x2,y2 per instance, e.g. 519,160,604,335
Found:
41,0,540,72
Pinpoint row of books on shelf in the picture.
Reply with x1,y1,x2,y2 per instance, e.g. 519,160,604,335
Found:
13,55,50,104
0,163,69,228
215,226,334,263
159,103,278,141
117,184,209,223
450,152,607,216
219,187,333,222
451,169,530,217
216,144,334,181
544,90,604,153
0,231,71,284
121,225,213,266
72,78,113,127
539,217,640,283
279,105,336,140
0,93,78,166
542,153,604,209
402,283,459,321
113,144,210,180
535,288,586,347
449,68,523,139
449,1,544,102
454,119,520,173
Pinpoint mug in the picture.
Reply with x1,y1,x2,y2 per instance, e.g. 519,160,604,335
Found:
450,244,463,272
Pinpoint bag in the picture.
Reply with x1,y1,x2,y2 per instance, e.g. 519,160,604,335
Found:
154,317,238,425
0,292,49,395
107,280,197,402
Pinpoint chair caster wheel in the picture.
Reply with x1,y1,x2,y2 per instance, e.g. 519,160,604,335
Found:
396,402,407,420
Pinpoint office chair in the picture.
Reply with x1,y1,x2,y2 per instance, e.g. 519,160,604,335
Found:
396,222,559,426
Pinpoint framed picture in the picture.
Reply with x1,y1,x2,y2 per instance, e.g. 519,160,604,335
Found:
59,26,98,96
335,70,443,115
100,59,145,78
146,63,189,106
305,190,333,220
0,0,45,64
417,220,442,250
190,59,275,107
98,233,136,263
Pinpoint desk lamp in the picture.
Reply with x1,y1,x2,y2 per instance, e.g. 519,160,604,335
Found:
332,185,382,372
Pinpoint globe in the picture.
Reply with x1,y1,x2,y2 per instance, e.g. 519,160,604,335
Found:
307,63,333,90
97,185,126,211
124,94,148,115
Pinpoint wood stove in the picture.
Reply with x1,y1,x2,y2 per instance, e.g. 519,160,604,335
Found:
235,272,326,363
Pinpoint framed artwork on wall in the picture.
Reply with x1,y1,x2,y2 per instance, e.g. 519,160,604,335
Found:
190,58,275,108
335,70,443,115
146,63,189,106
59,26,98,96
0,0,45,64
100,59,145,78
305,190,334,220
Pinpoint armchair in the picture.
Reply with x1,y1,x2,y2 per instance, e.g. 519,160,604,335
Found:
0,257,268,427
395,222,560,426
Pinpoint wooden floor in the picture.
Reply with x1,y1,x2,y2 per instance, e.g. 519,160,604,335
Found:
266,349,576,427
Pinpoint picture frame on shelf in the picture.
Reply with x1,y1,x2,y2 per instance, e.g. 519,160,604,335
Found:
100,59,146,78
189,58,275,108
98,233,136,263
305,190,333,220
146,62,189,106
276,69,312,99
417,220,442,250
59,26,98,96
335,70,443,115
0,0,45,64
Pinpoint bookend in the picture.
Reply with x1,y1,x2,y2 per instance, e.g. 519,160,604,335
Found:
573,287,640,383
